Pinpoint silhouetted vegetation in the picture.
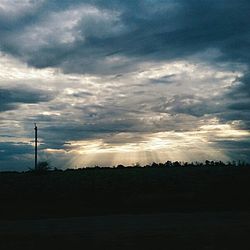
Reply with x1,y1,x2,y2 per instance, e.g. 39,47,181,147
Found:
49,160,249,171
109,160,249,169
28,161,51,175
0,161,249,220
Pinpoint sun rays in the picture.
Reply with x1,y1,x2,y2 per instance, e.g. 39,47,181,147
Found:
46,120,249,168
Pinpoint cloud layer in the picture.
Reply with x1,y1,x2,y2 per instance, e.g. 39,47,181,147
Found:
0,0,249,170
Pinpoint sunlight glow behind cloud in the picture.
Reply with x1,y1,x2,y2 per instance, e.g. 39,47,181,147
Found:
0,1,250,170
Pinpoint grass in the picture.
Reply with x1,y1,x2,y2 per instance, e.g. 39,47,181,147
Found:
0,166,250,219
1,165,250,249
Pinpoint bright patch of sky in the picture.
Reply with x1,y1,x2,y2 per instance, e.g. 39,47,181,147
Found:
0,1,250,170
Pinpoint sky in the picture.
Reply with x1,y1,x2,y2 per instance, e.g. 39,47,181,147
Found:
0,0,250,170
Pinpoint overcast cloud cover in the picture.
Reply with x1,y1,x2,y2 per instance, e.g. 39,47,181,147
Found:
0,0,250,170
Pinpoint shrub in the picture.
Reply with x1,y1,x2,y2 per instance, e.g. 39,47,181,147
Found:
29,161,51,175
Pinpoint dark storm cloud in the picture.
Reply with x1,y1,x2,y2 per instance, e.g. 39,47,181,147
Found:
0,142,33,170
0,0,250,170
228,73,250,99
228,102,250,111
0,142,32,160
38,111,205,151
41,118,142,143
0,0,249,75
213,140,250,149
151,94,223,117
218,73,250,127
0,87,54,112
215,139,250,162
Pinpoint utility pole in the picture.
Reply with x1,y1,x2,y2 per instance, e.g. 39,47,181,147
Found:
34,123,38,169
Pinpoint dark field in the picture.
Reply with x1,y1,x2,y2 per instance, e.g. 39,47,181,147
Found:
0,166,250,249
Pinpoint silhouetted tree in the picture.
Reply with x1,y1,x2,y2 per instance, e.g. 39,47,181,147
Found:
29,161,50,175
117,164,125,169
